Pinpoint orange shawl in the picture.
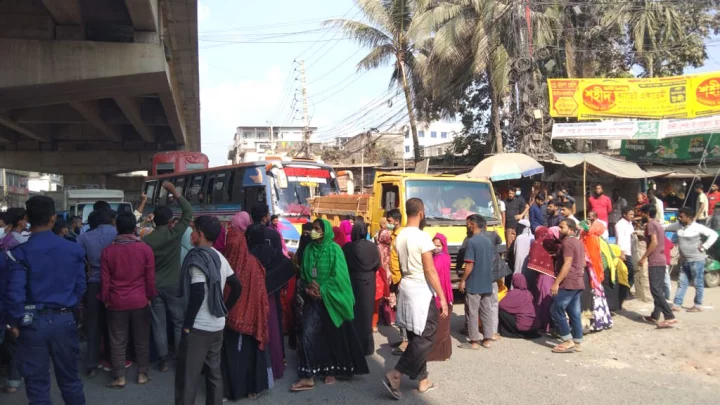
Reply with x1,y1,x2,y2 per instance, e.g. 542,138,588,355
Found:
223,228,269,349
582,220,605,288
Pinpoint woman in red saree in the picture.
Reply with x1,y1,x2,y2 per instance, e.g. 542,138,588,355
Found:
526,226,558,333
374,218,394,326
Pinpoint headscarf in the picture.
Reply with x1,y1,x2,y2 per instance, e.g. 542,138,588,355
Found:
582,220,606,288
432,233,453,307
333,226,348,247
224,227,269,349
268,220,289,257
302,219,355,327
212,225,226,254
295,222,314,266
340,220,353,244
246,223,295,294
527,226,556,278
343,222,381,277
635,193,649,216
514,219,534,274
499,274,539,332
232,211,252,233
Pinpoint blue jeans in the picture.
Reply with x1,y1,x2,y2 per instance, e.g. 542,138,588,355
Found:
17,311,86,405
674,261,705,307
551,289,583,343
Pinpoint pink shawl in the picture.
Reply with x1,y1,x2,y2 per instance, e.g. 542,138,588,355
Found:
340,220,353,245
432,233,453,307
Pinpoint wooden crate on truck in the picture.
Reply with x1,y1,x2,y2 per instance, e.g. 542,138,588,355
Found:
309,194,372,226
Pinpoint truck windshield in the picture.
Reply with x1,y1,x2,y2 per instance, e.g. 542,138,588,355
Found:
276,166,339,216
81,203,134,224
405,180,499,223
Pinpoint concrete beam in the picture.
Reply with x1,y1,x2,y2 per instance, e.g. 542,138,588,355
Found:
114,96,154,142
0,39,168,109
11,105,86,124
0,150,155,174
69,101,123,142
41,0,83,25
0,13,55,40
0,115,51,142
159,89,186,147
125,0,158,32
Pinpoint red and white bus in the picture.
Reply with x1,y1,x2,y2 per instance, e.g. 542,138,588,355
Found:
151,151,209,176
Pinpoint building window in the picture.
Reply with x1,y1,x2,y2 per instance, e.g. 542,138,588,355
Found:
243,131,251,139
441,132,448,138
258,132,267,138
419,131,424,138
404,131,409,139
431,131,437,138
405,146,410,153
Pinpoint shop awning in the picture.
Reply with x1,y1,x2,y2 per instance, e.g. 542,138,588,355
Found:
645,165,720,179
548,153,671,179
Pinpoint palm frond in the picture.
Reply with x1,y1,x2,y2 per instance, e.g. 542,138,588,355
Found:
356,44,397,72
323,18,393,49
356,0,393,32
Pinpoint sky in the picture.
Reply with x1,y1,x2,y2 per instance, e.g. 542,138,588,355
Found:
197,0,720,167
198,0,402,167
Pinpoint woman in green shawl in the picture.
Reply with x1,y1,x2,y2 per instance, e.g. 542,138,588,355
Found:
291,219,369,392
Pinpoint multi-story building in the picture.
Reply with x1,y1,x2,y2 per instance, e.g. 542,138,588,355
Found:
398,121,464,159
0,169,30,209
228,125,318,163
28,172,64,193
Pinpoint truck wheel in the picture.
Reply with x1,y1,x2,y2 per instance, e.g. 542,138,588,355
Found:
705,271,720,288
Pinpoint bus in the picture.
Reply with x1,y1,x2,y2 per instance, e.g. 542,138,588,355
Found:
141,159,341,252
151,151,209,176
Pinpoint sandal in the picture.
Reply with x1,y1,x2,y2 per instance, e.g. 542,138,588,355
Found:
552,341,576,354
686,306,703,313
671,305,682,312
382,376,403,400
247,393,258,399
491,334,501,341
642,316,658,325
481,339,492,348
137,373,151,385
457,342,481,350
419,382,439,394
106,379,126,389
657,319,678,329
324,376,336,385
290,381,315,392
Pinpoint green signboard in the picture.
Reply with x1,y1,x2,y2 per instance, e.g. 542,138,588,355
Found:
620,133,720,163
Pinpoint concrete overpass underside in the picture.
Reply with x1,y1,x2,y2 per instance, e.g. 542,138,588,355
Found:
0,0,200,177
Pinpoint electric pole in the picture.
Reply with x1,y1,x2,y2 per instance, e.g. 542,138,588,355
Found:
299,59,311,158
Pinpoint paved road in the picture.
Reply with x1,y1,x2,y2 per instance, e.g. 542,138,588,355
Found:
3,284,719,405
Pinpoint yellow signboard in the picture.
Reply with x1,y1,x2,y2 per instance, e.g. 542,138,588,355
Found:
548,72,720,120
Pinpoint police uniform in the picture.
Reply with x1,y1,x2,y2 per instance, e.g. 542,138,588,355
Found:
5,230,87,404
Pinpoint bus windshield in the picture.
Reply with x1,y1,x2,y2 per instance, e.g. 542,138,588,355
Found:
276,166,338,215
405,180,499,224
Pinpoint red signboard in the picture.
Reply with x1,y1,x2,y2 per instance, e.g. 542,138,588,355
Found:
283,167,331,178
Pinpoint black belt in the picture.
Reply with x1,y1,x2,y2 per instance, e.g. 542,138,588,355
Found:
36,307,73,315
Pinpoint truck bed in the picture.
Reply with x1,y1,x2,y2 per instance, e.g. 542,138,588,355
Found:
309,194,371,226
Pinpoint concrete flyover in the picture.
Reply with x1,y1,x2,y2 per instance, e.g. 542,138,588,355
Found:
0,0,200,182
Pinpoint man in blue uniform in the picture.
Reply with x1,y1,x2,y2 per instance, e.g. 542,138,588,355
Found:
5,196,87,404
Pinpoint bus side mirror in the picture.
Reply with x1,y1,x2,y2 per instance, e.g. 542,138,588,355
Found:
270,167,288,189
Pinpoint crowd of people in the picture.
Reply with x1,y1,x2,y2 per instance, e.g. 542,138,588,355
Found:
1,178,718,403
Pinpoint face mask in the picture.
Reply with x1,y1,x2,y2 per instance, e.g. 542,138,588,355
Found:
515,190,521,196
0,228,5,238
386,224,395,230
433,247,442,254
310,230,322,240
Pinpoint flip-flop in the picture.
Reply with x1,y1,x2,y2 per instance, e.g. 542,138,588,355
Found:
290,383,315,392
657,320,677,329
686,307,703,313
382,376,403,400
642,316,658,325
106,381,126,389
324,377,336,386
552,343,576,354
457,342,481,350
419,383,439,394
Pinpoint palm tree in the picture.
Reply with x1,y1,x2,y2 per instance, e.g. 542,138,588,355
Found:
325,0,426,162
601,0,685,78
411,0,559,154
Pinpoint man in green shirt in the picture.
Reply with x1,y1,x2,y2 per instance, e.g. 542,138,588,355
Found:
143,181,193,372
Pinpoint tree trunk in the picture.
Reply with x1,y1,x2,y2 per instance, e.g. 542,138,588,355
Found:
398,58,421,162
487,66,503,153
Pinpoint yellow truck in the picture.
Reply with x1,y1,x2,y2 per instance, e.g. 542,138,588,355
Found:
309,172,505,284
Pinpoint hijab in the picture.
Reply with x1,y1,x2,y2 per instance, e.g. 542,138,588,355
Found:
527,226,556,278
232,211,252,233
295,222,314,266
514,219,534,274
499,273,539,332
333,226,348,247
246,223,294,294
212,225,226,254
582,219,606,288
224,227,269,349
302,219,355,327
432,233,453,307
343,222,381,277
340,220,353,244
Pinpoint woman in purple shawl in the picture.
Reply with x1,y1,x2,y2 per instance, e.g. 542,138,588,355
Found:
428,233,453,361
498,274,540,339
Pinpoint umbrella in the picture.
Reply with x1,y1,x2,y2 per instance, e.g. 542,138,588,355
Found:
466,153,544,181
